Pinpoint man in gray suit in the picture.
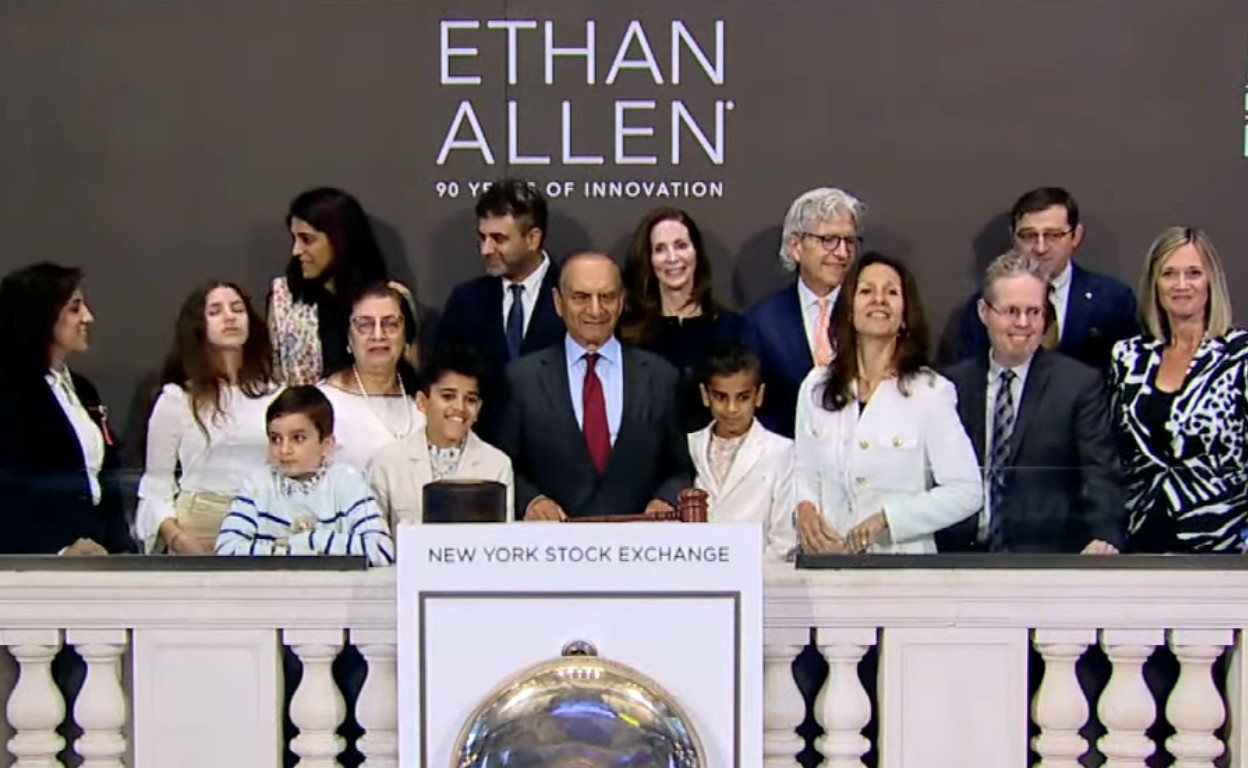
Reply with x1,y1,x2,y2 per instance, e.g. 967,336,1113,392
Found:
497,251,693,520
937,249,1126,553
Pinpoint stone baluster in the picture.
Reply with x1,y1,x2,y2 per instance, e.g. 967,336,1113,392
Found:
1030,629,1094,768
350,629,397,768
763,628,807,768
285,629,346,768
1165,629,1232,768
1,629,66,768
814,627,874,768
1097,629,1162,768
66,629,128,768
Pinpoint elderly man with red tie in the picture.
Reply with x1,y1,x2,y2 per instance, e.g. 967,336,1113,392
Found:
496,251,693,520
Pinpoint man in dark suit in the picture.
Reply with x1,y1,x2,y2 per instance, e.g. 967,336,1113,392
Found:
437,179,565,442
743,187,867,438
937,250,1126,553
496,251,693,520
949,187,1139,370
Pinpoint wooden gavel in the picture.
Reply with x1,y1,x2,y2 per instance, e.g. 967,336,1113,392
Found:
566,489,709,523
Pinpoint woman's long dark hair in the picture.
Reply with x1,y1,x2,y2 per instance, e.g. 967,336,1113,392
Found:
821,252,931,412
0,262,84,383
284,187,391,373
160,281,274,438
332,281,420,394
619,207,719,346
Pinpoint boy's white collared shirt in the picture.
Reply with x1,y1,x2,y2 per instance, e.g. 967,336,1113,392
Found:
688,419,796,560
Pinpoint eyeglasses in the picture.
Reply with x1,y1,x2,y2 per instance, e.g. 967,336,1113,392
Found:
801,232,863,252
985,303,1045,322
351,315,404,335
1014,229,1072,246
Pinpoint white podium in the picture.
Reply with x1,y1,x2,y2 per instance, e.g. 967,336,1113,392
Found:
396,522,763,767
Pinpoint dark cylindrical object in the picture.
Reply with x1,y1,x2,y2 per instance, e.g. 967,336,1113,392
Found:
422,480,508,523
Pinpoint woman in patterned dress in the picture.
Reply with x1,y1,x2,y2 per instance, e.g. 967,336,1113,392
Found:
268,187,418,385
1109,227,1248,553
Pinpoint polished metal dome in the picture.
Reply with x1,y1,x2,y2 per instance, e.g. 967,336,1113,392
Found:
451,640,706,768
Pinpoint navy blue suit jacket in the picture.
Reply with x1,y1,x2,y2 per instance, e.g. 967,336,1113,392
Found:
743,284,813,439
437,263,565,443
950,263,1139,371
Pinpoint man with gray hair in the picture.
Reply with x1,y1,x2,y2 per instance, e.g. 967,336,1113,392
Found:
743,187,865,438
936,249,1126,554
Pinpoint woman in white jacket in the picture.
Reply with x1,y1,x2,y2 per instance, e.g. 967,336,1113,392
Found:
794,252,981,555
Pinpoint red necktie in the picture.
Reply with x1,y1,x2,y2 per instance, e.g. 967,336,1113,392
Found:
582,353,611,473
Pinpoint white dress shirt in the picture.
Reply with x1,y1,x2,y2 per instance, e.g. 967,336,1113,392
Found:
1049,261,1072,340
500,252,552,336
979,354,1033,538
46,368,104,506
796,279,841,359
135,383,279,551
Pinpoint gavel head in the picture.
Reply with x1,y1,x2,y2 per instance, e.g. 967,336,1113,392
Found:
677,489,709,523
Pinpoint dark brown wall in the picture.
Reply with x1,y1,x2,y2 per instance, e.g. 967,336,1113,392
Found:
2,1,1247,432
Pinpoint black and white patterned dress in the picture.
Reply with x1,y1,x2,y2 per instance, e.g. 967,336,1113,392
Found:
1108,330,1248,552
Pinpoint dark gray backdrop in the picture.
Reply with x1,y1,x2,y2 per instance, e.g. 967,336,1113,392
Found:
2,0,1247,433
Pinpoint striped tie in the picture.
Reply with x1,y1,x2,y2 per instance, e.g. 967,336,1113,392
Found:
987,369,1016,550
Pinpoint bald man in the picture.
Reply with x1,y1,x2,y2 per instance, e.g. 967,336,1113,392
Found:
496,252,693,520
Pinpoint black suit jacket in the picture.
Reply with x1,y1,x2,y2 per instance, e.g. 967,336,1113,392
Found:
436,262,565,443
0,372,135,554
936,350,1126,553
949,263,1140,371
496,342,694,518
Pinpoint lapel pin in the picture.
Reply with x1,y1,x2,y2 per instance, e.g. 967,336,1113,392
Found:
1084,292,1092,300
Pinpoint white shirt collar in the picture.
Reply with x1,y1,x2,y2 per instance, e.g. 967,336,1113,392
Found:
503,251,550,296
988,352,1033,385
1049,261,1073,292
796,277,839,310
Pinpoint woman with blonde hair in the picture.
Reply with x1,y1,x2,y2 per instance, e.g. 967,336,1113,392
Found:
1109,227,1247,552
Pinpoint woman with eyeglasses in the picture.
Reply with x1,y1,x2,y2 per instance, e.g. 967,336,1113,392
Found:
316,282,425,472
1109,227,1248,553
271,187,419,386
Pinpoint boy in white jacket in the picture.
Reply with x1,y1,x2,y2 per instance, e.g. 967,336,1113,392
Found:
687,342,796,560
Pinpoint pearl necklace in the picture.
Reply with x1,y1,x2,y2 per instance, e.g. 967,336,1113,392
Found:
352,366,413,440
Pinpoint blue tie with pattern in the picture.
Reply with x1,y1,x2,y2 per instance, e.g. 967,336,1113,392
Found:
987,368,1016,551
505,283,525,360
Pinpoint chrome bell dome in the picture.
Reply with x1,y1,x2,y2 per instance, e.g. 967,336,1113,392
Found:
451,640,707,768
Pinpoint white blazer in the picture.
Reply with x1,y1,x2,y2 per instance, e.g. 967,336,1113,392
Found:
365,430,515,527
688,420,797,561
794,368,981,554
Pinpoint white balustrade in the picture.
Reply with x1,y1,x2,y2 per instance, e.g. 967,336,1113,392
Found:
284,629,346,768
1,629,65,768
0,563,1240,766
66,629,128,768
1097,629,1162,768
350,629,397,768
1166,629,1232,768
814,627,874,768
762,629,806,768
1030,628,1094,768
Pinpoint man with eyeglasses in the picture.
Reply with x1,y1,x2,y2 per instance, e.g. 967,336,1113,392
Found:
936,250,1126,554
948,187,1138,370
743,187,866,438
